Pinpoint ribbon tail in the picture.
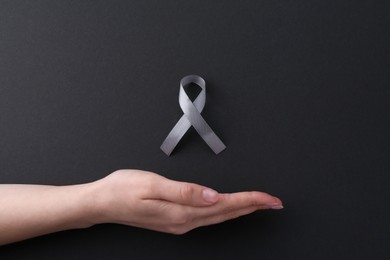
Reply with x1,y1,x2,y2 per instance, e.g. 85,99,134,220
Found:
160,115,191,156
185,112,226,154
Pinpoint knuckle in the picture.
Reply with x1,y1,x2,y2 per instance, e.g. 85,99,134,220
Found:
170,208,191,225
248,191,261,206
179,183,195,202
172,215,188,226
168,225,191,235
170,227,187,235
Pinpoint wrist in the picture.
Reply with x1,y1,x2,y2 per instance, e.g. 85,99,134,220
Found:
77,180,108,227
81,175,124,226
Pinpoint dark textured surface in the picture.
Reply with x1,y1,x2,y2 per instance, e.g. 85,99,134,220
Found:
0,1,389,259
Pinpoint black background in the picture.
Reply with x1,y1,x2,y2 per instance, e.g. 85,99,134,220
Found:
0,1,389,259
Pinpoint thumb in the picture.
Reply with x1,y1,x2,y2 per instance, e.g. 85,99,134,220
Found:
153,179,219,206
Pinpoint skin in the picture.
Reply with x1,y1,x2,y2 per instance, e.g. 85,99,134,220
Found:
0,169,283,246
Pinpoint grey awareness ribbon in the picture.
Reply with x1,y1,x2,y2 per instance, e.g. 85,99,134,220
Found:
160,75,226,156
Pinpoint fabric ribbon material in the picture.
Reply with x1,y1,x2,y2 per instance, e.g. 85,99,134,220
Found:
160,75,226,156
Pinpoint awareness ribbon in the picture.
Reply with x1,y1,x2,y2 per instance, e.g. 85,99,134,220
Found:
160,75,226,156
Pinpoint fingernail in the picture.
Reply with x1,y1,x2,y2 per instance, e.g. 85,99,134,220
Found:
267,203,284,210
202,189,218,203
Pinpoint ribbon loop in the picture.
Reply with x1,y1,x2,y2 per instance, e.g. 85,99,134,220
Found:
160,75,226,156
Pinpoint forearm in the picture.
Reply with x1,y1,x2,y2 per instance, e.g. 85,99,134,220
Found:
0,182,99,245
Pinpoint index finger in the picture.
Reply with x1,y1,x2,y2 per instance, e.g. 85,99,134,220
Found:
219,191,282,208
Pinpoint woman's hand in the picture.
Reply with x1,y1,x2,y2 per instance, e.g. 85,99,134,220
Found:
0,169,283,245
91,169,283,235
